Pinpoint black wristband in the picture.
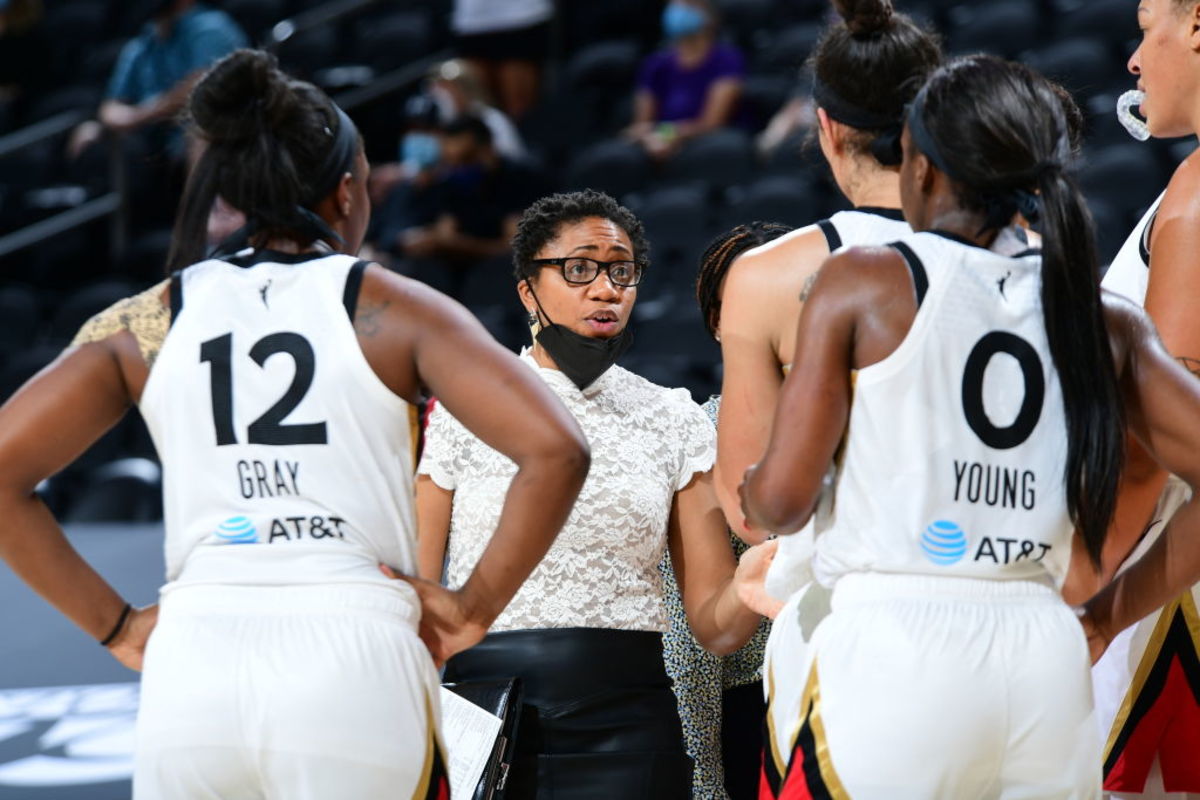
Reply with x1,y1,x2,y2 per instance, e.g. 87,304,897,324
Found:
99,602,133,647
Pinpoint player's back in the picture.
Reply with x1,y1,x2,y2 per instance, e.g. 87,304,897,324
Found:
814,231,1073,588
140,250,420,588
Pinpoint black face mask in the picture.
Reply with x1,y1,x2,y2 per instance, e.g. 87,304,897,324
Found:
527,282,633,391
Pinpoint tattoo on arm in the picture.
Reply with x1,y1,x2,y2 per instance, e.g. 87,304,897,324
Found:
1177,356,1200,379
799,271,819,302
353,298,391,338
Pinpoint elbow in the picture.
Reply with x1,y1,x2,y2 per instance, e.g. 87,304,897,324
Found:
745,484,813,535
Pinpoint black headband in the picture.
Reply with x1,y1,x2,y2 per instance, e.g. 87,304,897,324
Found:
306,103,360,208
905,86,1045,227
811,76,900,131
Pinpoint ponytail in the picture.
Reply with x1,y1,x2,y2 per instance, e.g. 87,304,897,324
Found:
1037,168,1123,567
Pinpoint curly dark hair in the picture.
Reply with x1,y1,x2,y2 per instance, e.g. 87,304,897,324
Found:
511,190,651,282
695,221,794,340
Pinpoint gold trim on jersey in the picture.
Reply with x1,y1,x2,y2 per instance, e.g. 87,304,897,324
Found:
800,663,851,800
765,661,789,779
412,690,438,800
1102,591,1200,764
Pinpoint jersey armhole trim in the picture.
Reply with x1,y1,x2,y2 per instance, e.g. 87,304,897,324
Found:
817,219,842,252
889,241,928,308
168,270,183,326
343,260,369,321
1139,211,1156,267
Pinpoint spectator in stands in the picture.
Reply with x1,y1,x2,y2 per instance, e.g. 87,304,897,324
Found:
427,58,526,160
378,115,550,297
625,0,745,161
452,0,552,120
67,0,246,161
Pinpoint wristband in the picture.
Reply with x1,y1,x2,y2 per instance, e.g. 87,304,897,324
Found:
99,602,133,647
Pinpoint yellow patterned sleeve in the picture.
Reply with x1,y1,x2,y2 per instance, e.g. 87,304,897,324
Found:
71,280,171,368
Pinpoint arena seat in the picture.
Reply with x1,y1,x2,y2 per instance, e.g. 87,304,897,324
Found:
663,128,755,190
722,175,819,230
1024,38,1121,102
946,1,1041,58
65,458,163,523
565,139,652,200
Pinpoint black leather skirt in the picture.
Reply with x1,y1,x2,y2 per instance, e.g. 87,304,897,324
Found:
444,628,693,800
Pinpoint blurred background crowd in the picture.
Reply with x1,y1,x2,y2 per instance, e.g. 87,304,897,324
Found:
0,0,1179,523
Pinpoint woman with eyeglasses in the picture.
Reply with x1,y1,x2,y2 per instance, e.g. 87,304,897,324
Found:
414,190,768,800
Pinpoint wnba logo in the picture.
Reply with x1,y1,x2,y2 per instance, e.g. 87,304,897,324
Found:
920,520,968,565
214,516,258,544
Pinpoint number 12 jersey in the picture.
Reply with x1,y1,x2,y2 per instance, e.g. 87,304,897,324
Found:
139,251,421,589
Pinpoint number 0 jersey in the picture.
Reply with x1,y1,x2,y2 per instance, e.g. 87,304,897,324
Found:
139,250,420,588
812,231,1073,588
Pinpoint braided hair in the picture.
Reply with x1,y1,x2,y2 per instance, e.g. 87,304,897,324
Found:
695,221,795,340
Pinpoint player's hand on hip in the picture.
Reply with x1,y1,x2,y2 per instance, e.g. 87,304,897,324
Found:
106,604,159,672
735,539,785,620
380,566,488,667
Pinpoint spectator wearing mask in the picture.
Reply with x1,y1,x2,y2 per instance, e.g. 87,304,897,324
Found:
67,0,247,161
427,58,526,161
383,115,550,297
626,0,745,161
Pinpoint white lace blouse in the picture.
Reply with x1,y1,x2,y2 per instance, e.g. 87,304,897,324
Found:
419,351,716,632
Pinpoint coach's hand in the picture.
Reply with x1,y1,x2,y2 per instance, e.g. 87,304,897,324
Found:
380,565,488,667
735,540,785,620
106,604,159,672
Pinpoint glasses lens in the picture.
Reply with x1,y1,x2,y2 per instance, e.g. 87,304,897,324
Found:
562,258,598,283
609,261,641,286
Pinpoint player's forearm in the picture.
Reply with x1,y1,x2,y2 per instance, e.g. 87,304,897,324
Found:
1086,496,1200,642
458,448,589,625
691,576,761,656
0,489,128,641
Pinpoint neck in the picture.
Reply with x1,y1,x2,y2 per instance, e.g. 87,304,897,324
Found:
923,206,996,248
676,33,713,65
529,340,559,371
842,161,902,209
254,236,328,255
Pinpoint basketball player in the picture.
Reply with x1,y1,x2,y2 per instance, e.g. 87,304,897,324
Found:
1074,2,1200,796
741,54,1200,798
0,49,590,799
708,0,939,770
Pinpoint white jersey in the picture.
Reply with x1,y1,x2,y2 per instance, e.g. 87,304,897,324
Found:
764,207,912,601
812,231,1073,587
1102,191,1165,304
139,250,420,589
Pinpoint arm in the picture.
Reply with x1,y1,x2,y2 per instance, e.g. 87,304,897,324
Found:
715,228,829,539
627,88,657,134
416,475,453,582
1081,297,1200,659
673,77,742,141
98,70,202,133
358,268,590,662
1101,160,1200,576
738,247,911,533
668,470,763,655
0,334,155,669
423,214,516,261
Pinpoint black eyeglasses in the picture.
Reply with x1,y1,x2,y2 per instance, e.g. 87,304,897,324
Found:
530,257,645,288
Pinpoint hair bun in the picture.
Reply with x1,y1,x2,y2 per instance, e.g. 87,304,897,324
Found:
832,0,894,35
190,49,294,144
